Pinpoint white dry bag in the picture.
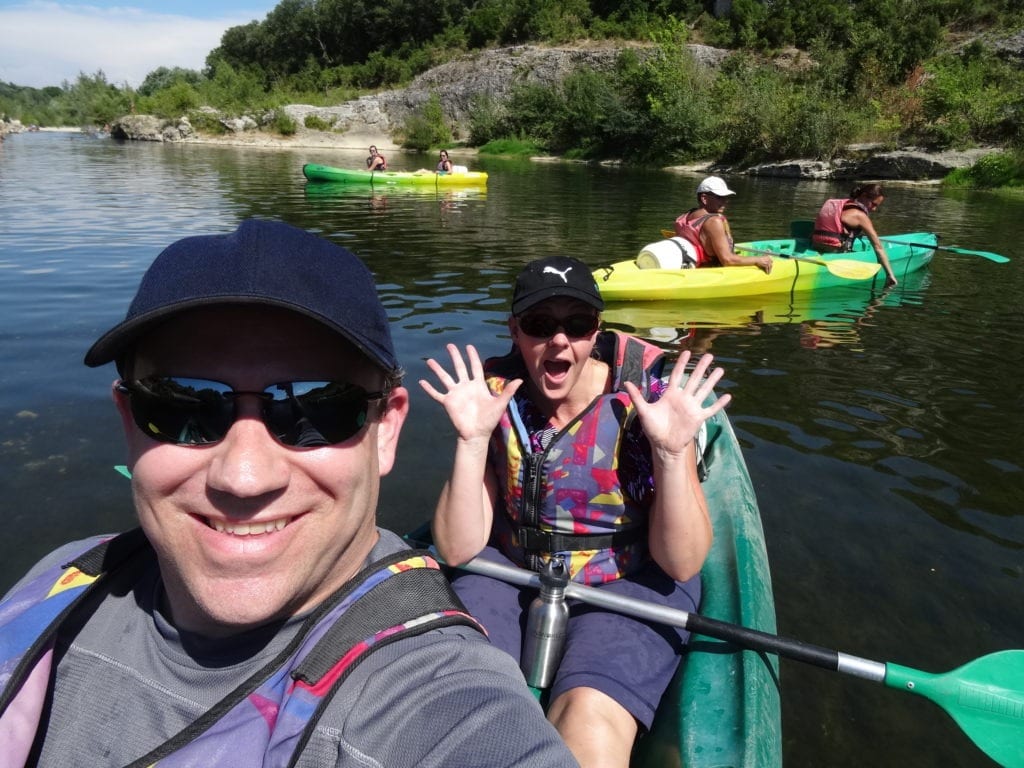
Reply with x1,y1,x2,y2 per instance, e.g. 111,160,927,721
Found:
636,237,699,269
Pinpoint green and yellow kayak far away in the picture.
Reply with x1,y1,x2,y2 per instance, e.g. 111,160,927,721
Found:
594,232,937,302
302,162,488,186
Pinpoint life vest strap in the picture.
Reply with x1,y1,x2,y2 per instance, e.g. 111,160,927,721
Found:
516,526,644,553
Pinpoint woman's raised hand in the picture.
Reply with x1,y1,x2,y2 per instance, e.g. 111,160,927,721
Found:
420,344,522,442
624,351,730,459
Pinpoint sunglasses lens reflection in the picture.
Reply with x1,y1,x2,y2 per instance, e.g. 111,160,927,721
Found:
120,377,380,447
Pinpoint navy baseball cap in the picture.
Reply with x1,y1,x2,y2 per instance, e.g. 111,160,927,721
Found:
84,219,398,373
511,256,604,315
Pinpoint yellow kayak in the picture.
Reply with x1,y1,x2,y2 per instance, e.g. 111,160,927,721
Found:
594,232,937,301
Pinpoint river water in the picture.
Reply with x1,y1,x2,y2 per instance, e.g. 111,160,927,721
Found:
1,131,1021,767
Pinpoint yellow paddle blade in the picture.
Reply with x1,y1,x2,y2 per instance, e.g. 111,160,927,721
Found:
821,259,883,280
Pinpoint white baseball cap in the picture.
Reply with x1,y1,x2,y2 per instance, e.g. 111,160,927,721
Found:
696,176,736,197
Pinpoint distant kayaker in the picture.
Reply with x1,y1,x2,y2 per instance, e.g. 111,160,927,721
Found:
0,220,578,768
674,176,773,273
811,183,898,287
422,256,728,768
436,149,453,172
366,144,387,170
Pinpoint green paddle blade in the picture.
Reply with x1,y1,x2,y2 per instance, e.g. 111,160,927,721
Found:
940,245,1011,263
885,650,1024,768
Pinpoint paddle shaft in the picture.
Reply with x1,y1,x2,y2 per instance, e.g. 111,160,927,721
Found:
454,554,885,682
412,538,1024,765
736,245,883,279
878,238,1009,263
659,233,821,265
735,244,827,266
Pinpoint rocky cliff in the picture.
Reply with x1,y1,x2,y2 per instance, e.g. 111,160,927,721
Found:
109,42,1008,180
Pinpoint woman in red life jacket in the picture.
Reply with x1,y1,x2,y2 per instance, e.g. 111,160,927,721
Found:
673,176,773,273
811,183,898,287
366,145,387,171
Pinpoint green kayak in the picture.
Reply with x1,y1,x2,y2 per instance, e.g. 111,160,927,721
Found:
302,162,488,186
633,405,780,767
407,405,781,767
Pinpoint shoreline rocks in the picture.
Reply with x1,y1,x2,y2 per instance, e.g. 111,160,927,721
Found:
742,146,1001,181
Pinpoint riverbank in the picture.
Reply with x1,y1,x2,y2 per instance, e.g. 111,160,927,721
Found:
177,126,996,183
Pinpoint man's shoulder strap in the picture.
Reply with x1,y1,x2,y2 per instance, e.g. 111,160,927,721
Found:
124,549,484,768
282,549,487,767
292,549,483,687
65,527,151,577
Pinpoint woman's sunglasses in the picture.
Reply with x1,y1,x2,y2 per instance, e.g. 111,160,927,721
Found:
517,313,600,339
117,377,388,448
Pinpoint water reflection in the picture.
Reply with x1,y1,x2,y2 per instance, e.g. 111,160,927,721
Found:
602,268,931,352
304,181,487,222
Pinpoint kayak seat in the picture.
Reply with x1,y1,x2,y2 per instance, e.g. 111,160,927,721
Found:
790,219,814,243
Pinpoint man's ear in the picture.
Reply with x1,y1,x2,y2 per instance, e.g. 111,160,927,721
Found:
376,387,409,476
113,380,143,468
113,380,134,434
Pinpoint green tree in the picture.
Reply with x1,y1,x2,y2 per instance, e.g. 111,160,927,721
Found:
60,71,132,127
138,67,204,97
401,92,453,150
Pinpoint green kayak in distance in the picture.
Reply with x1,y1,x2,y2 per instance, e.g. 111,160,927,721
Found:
302,162,488,186
407,403,781,768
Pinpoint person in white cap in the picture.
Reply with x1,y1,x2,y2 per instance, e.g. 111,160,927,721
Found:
673,176,773,273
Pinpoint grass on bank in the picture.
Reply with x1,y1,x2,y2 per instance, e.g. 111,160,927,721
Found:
943,151,1024,188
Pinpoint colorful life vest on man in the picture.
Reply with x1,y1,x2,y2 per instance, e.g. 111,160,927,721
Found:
0,529,481,768
673,210,732,267
484,331,665,585
811,198,870,250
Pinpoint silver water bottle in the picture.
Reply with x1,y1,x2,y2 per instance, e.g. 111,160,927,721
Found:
520,556,570,688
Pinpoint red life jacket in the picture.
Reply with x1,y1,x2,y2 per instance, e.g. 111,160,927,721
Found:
811,198,870,250
672,210,731,266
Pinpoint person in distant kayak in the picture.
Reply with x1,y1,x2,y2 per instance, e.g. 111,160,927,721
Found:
811,183,898,287
422,256,728,768
366,144,387,171
673,176,773,273
0,220,577,768
436,149,453,173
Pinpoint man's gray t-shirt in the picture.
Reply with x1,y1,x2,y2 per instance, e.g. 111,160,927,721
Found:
13,528,577,767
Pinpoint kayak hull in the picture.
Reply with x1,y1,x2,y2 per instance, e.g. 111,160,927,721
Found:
595,232,937,301
302,162,488,186
633,405,780,768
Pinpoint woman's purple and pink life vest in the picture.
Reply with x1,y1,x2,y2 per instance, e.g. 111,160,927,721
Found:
672,210,732,267
0,529,481,768
484,331,665,585
811,198,870,250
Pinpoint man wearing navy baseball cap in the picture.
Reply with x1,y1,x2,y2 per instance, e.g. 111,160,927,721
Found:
0,220,577,767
